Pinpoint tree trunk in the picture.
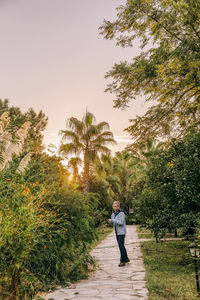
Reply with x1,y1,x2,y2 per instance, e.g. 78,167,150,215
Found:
72,167,78,183
83,150,89,194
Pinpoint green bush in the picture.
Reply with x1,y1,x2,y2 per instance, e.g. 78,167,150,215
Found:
136,132,200,240
0,161,99,299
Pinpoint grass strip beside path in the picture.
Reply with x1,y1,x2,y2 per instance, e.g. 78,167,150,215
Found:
140,240,200,300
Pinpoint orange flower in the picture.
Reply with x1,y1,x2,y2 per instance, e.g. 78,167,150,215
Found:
57,208,60,212
41,189,47,195
22,190,27,196
25,187,31,193
44,245,47,249
57,219,61,223
29,196,33,202
54,213,57,216
13,185,17,189
49,234,52,239
51,224,54,227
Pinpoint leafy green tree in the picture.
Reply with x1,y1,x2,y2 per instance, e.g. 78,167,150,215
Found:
99,0,200,144
59,111,116,193
25,152,70,188
137,132,200,239
138,148,181,240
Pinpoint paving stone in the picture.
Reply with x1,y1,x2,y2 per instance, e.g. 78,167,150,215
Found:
42,225,149,300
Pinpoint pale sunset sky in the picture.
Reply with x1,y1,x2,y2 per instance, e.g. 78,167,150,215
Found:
0,0,149,154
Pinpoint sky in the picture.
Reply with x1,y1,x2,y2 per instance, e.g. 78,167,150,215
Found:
0,0,149,154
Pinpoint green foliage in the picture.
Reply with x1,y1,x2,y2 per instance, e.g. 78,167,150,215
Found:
99,0,200,143
0,103,116,299
137,132,200,239
24,152,70,188
89,176,113,222
0,156,99,299
94,150,141,215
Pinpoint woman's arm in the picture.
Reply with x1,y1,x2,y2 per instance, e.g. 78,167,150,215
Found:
111,212,125,225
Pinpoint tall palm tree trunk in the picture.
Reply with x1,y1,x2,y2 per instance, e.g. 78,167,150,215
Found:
83,150,89,194
72,167,78,183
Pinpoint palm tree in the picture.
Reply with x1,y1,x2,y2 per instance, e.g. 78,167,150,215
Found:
126,138,164,161
59,111,116,193
123,139,164,181
94,153,121,198
94,151,140,213
67,157,82,184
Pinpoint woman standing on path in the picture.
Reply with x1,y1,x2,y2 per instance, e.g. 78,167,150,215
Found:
108,201,130,266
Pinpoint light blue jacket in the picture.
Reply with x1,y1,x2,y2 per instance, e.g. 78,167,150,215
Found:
111,209,127,235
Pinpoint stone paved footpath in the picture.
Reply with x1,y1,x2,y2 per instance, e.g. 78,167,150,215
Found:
43,225,149,300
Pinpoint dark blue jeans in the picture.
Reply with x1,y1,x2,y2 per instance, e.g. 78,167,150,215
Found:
116,234,129,263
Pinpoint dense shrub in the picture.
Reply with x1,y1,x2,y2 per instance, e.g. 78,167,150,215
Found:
0,160,99,299
137,132,200,240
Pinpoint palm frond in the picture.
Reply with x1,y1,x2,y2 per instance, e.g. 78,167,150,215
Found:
92,135,117,146
98,130,115,139
68,156,82,167
101,153,112,165
82,125,98,141
99,139,116,147
66,117,84,135
58,142,82,157
83,111,96,127
59,129,81,144
96,121,110,132
93,144,111,155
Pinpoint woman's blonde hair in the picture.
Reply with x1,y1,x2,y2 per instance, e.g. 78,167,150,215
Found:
113,201,120,206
